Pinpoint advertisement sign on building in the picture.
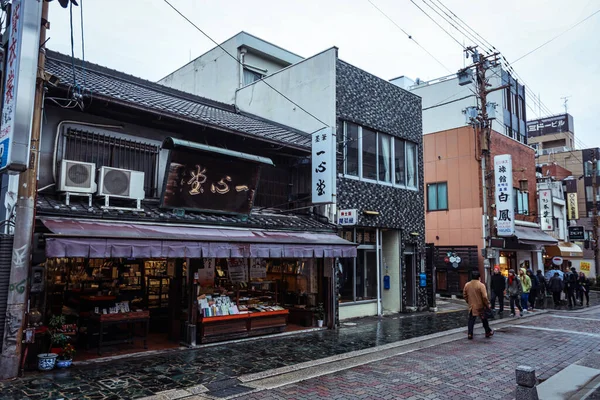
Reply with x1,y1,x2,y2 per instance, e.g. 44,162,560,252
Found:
539,189,553,231
312,127,336,204
567,193,579,220
337,209,357,226
580,261,591,276
568,226,585,241
161,150,261,215
494,154,514,236
526,114,573,138
0,0,43,173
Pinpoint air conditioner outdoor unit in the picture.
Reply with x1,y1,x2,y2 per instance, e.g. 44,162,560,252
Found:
97,166,145,201
59,160,97,193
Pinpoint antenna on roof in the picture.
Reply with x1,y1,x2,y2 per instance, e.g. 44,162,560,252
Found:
561,96,571,113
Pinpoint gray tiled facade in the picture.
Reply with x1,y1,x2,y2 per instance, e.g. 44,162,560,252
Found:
335,60,426,310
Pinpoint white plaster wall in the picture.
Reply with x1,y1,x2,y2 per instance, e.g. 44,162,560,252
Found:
570,259,596,278
158,41,240,104
243,52,287,77
235,48,338,134
381,230,401,314
339,302,378,320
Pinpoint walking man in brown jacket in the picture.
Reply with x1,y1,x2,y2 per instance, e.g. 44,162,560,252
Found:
463,271,494,340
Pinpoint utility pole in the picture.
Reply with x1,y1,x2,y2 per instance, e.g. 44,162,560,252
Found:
592,149,599,277
462,47,502,291
0,1,48,379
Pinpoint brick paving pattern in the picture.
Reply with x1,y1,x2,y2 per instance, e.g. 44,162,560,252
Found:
239,309,600,400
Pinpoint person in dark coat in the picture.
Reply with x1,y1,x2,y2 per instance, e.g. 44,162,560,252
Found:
527,269,539,311
577,272,590,307
549,272,564,307
490,266,506,314
536,270,547,300
564,266,578,308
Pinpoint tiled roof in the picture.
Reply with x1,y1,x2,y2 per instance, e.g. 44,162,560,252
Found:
36,195,336,233
44,50,311,150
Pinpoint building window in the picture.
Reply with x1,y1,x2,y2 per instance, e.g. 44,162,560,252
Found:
427,182,448,211
339,249,378,303
243,67,265,85
513,188,529,215
586,186,599,202
584,161,600,177
341,122,418,189
63,128,160,197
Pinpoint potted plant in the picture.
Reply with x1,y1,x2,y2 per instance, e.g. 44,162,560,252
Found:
38,315,66,371
56,343,76,368
315,303,325,328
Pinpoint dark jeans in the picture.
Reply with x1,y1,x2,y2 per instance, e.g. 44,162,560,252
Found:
578,288,589,305
529,289,538,309
566,287,577,307
510,295,523,315
468,311,491,336
490,291,504,313
552,291,561,306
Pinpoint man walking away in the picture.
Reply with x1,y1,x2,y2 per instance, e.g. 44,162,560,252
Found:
507,269,523,317
463,271,493,340
527,269,539,311
549,272,564,308
490,267,506,315
536,270,547,308
578,272,590,307
564,266,578,308
519,268,531,313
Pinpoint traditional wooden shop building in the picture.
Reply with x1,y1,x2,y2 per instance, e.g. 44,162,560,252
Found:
11,50,357,364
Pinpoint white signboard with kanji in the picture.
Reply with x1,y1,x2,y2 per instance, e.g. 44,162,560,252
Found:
539,189,553,231
337,209,357,226
494,154,514,236
312,126,336,204
0,0,43,173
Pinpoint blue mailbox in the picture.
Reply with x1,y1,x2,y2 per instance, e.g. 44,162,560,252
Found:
383,275,390,290
419,272,427,287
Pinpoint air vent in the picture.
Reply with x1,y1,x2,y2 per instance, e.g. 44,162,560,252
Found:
58,160,96,193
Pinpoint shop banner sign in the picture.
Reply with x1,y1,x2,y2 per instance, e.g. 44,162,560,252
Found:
580,261,591,276
494,154,514,236
312,126,336,204
337,209,357,226
161,150,261,215
539,189,553,231
568,226,585,241
250,258,267,279
227,258,248,283
0,0,43,173
567,193,579,220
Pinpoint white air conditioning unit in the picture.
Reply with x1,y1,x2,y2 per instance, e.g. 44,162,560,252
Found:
59,160,97,193
97,166,145,200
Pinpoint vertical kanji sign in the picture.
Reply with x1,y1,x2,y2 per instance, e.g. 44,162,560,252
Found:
539,189,553,231
567,193,579,220
312,126,335,204
0,0,43,173
494,154,514,236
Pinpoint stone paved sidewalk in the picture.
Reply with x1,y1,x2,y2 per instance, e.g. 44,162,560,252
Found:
237,307,600,400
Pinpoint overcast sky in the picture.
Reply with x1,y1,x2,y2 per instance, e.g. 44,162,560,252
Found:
46,0,599,148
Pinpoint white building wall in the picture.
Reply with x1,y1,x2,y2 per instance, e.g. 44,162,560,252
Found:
235,48,338,134
381,230,401,314
158,32,303,104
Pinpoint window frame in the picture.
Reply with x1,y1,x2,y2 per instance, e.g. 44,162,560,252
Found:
341,121,419,191
426,182,448,212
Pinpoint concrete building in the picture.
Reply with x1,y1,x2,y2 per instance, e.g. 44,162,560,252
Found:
160,33,429,318
527,113,575,154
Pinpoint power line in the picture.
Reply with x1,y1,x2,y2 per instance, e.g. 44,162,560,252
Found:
366,0,452,74
422,94,475,111
512,8,600,64
162,0,328,129
422,0,487,52
434,0,496,53
409,0,465,49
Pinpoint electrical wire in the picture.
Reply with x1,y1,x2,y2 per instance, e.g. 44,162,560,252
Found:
366,0,452,74
162,0,328,129
421,0,485,51
409,0,465,49
79,0,86,89
512,8,600,64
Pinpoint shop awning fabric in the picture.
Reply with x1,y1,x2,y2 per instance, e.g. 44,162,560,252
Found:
545,242,584,258
41,219,357,259
514,225,559,246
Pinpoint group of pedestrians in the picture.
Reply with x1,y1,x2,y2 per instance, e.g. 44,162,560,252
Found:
490,266,545,317
548,267,590,308
463,264,593,340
